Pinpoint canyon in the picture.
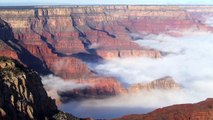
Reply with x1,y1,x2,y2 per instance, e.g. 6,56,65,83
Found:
0,5,211,96
0,5,213,119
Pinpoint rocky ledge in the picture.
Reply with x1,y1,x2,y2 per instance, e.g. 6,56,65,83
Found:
0,56,82,120
115,98,213,120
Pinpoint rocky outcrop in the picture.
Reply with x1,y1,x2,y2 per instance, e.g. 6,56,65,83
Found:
0,57,79,120
59,76,127,101
128,76,181,92
0,40,18,59
114,98,213,120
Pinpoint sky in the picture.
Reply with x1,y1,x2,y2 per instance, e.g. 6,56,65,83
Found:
1,0,213,6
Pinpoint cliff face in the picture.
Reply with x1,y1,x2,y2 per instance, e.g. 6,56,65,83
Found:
0,57,79,120
114,98,213,120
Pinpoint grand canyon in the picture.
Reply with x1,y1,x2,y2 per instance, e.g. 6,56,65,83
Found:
0,5,213,119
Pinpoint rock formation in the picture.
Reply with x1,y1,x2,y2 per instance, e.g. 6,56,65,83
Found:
59,76,127,101
60,76,180,100
0,56,80,120
128,76,181,92
114,98,213,120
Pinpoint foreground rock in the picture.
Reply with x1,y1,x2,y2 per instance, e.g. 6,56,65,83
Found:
0,57,81,120
114,98,213,120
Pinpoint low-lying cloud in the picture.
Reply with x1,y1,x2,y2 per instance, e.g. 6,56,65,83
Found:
204,16,213,27
43,30,213,119
61,31,213,119
60,89,189,119
91,31,213,85
42,75,88,92
41,75,89,103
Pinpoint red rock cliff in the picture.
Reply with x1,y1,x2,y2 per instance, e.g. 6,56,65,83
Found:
115,98,213,120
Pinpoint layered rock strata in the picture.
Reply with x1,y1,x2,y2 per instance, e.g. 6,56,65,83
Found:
0,57,80,120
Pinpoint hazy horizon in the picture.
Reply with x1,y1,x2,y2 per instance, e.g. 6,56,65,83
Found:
1,0,213,6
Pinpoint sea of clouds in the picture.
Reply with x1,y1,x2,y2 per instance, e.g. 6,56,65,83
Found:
43,30,213,119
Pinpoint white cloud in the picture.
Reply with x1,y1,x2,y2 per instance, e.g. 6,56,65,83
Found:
42,75,88,92
204,16,213,27
91,31,213,84
60,89,196,119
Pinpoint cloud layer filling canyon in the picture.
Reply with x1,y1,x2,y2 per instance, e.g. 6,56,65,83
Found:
46,31,213,119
